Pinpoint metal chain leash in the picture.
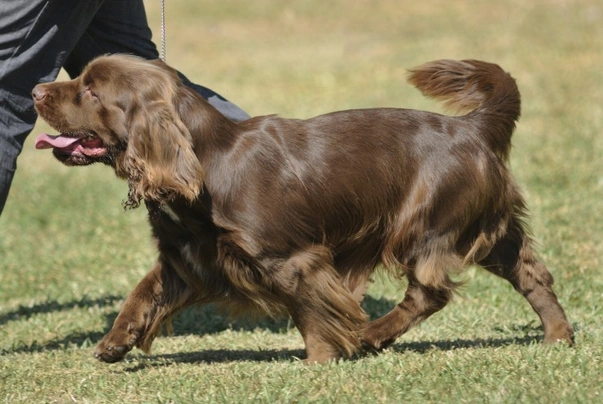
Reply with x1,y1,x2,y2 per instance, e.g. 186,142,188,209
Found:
160,0,166,61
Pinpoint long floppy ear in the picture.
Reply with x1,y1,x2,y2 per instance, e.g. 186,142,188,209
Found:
124,100,204,208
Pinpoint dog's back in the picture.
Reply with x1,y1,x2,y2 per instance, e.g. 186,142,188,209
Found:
220,60,523,273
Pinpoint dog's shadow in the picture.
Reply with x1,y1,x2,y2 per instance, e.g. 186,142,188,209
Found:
1,294,553,366
121,333,546,372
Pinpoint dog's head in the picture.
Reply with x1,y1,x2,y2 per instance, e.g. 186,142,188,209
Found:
33,54,204,208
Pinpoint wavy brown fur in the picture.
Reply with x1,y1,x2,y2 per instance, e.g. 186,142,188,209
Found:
33,55,573,364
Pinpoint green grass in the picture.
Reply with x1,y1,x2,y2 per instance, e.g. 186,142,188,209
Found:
1,0,602,402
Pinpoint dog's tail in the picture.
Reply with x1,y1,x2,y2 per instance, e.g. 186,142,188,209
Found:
407,59,520,160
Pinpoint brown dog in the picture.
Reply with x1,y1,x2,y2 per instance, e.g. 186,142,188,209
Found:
33,55,573,363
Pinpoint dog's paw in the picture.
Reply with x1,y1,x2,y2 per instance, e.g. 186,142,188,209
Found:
543,322,575,347
359,321,396,353
94,323,140,363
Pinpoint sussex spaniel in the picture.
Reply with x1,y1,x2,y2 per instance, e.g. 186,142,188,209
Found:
33,55,573,363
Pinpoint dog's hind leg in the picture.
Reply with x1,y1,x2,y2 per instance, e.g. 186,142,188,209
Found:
360,249,459,351
478,217,574,345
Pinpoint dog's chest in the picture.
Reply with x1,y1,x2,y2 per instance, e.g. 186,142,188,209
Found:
150,200,213,232
159,203,182,223
150,200,220,267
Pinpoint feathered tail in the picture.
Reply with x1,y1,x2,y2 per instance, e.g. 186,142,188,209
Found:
407,59,521,160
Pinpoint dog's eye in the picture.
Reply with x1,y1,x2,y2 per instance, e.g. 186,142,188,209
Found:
75,87,99,103
86,87,99,99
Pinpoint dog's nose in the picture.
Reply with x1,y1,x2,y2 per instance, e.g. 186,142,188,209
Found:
32,85,47,102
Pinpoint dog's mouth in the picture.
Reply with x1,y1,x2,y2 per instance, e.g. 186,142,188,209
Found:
35,132,108,159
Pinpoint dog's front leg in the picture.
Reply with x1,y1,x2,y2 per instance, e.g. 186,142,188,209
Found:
94,260,194,363
277,247,369,363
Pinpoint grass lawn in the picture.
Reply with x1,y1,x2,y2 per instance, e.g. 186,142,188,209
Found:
1,0,602,402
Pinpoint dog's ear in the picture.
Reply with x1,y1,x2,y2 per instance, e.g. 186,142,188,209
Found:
124,100,204,208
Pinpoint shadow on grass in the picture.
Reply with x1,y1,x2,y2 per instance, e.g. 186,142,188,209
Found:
0,295,124,327
121,348,308,372
0,293,557,365
120,333,547,372
389,334,544,355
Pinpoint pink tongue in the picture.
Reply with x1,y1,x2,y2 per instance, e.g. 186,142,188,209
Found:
35,134,80,150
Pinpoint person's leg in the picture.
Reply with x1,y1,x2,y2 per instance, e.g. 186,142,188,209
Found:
66,0,250,122
0,0,104,214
